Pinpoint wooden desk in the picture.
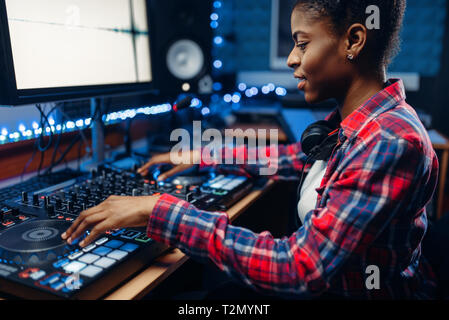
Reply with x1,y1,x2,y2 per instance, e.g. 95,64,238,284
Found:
104,179,276,300
428,130,449,220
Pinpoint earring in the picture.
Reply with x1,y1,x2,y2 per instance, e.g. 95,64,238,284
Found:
347,54,354,61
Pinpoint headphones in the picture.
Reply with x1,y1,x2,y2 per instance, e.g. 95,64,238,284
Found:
300,120,340,161
293,120,341,229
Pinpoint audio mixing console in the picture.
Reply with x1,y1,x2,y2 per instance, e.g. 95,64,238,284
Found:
0,165,253,299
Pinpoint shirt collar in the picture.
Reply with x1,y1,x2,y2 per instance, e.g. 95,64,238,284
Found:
327,79,406,140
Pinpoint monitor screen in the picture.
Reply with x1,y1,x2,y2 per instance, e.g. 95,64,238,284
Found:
0,0,153,105
270,0,297,70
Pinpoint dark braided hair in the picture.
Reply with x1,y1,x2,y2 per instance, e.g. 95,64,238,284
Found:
294,0,406,67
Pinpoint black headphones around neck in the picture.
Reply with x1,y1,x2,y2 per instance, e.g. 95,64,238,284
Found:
293,120,341,230
300,120,340,161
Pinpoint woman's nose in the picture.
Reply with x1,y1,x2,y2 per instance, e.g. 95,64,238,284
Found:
287,47,300,69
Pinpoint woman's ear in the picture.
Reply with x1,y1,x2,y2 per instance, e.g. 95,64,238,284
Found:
344,23,367,60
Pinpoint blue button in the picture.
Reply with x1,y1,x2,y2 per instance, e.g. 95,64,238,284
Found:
53,258,70,269
40,274,60,286
120,243,139,252
92,246,112,256
50,281,65,291
104,240,124,249
111,229,125,236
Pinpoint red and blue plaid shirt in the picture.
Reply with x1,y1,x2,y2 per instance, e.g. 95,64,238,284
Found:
147,79,439,299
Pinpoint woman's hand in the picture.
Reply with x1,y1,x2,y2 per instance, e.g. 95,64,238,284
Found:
61,194,161,248
137,150,201,181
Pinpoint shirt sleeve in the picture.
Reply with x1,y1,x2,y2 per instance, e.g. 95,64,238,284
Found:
200,142,310,180
147,138,430,297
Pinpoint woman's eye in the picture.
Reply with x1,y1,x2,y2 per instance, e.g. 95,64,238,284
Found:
296,42,308,51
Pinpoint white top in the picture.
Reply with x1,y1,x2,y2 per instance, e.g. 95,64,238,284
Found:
297,160,328,224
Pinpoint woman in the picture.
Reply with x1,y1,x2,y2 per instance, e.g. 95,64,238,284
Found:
62,0,439,299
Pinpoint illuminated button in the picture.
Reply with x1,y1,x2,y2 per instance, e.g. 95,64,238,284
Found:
135,234,152,243
63,261,87,273
53,258,70,269
50,282,65,291
120,243,139,253
104,240,124,249
2,220,15,227
94,257,115,268
212,190,228,196
82,243,97,252
78,253,100,264
120,230,141,240
111,229,125,236
107,250,128,260
30,270,46,281
79,265,103,278
40,274,58,286
68,251,83,260
176,185,183,190
95,237,109,245
92,246,112,256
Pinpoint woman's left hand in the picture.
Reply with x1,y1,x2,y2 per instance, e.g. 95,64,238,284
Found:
61,195,162,248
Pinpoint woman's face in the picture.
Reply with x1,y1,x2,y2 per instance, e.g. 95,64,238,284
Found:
287,8,352,104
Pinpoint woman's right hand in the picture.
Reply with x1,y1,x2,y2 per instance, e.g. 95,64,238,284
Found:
137,150,201,181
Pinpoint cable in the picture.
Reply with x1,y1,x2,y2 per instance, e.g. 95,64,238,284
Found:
35,104,53,152
43,100,102,175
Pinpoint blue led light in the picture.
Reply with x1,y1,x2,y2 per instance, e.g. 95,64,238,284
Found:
213,60,223,69
18,124,26,132
262,86,270,94
213,1,222,9
210,21,219,29
223,94,232,103
66,121,75,129
275,87,287,96
1,128,8,136
213,82,223,91
201,107,211,116
191,98,201,108
210,13,219,21
238,83,247,91
214,36,223,45
250,87,259,96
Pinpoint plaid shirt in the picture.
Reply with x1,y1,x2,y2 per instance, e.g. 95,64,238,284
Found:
147,79,439,299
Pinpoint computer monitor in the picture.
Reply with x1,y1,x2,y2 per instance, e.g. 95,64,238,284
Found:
270,0,296,70
0,0,154,106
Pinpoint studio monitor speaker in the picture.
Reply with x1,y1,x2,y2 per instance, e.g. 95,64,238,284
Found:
149,0,213,98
